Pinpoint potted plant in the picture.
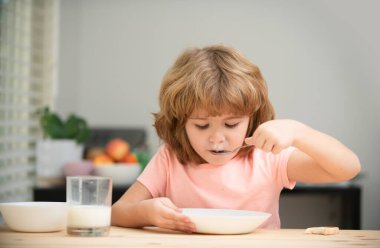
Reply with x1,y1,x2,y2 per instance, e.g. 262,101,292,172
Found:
36,107,91,186
39,107,90,143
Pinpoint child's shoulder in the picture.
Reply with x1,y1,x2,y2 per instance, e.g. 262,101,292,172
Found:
152,144,182,165
158,144,176,157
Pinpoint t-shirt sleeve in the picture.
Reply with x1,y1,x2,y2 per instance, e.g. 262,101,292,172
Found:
137,145,169,197
276,146,296,189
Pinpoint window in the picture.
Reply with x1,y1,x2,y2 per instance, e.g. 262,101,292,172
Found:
0,0,57,202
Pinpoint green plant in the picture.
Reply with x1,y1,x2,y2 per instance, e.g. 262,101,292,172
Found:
38,107,91,144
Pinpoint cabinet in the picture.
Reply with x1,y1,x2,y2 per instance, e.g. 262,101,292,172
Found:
33,184,361,229
280,184,360,229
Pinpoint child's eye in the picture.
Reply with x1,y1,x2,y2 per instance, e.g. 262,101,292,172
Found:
195,124,209,130
225,123,239,128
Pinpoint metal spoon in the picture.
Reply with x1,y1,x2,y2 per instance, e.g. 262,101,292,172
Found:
222,144,254,154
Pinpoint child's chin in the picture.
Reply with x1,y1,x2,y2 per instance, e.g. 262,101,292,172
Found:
203,153,233,165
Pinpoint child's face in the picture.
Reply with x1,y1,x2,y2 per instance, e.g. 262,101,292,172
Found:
185,108,250,165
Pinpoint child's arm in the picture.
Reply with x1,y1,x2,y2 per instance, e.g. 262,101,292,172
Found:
111,181,195,233
245,119,361,183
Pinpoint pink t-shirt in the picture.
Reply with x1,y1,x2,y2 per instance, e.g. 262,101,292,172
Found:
137,145,296,229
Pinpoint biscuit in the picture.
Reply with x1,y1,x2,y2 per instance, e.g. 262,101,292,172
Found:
305,226,339,235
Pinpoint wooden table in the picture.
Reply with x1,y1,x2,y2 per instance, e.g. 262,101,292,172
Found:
0,225,379,248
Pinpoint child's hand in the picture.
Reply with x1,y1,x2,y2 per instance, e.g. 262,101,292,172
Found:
245,119,302,154
144,197,196,233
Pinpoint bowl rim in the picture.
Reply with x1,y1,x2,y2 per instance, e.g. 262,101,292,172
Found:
182,208,270,215
0,201,67,207
181,208,271,234
182,208,271,220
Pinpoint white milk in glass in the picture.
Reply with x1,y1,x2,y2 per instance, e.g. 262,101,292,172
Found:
66,176,112,236
67,206,111,228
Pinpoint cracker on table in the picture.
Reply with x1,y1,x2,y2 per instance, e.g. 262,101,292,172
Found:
305,227,339,235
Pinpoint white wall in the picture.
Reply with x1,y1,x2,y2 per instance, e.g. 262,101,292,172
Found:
57,0,380,229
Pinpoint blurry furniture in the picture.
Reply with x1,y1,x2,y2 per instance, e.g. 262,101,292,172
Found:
34,127,361,229
280,183,361,229
84,127,147,155
34,186,128,204
34,183,361,229
33,126,147,198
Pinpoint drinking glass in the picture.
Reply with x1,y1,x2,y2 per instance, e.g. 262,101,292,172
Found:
66,176,112,236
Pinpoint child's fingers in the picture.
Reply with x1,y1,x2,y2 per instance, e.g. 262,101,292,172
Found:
156,207,195,232
244,136,254,145
162,216,196,233
162,205,189,221
157,199,195,232
271,144,283,154
254,132,269,150
262,140,275,153
252,123,272,146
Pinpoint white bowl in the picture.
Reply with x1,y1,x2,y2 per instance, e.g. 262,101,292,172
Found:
93,163,141,186
182,208,271,234
0,202,67,232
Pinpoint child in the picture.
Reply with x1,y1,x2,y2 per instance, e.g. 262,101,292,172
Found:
111,44,361,232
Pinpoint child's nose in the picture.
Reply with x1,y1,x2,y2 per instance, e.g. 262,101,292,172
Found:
209,130,226,144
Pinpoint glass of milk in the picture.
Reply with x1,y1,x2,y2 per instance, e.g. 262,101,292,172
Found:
66,176,112,236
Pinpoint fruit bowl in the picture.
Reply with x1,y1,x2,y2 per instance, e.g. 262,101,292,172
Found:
0,202,67,232
93,163,141,186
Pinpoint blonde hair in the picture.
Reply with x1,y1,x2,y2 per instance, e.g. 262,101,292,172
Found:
154,44,274,164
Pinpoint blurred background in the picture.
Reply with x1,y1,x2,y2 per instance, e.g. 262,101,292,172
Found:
1,0,379,230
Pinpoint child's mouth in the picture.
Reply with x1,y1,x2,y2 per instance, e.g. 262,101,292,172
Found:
210,150,228,155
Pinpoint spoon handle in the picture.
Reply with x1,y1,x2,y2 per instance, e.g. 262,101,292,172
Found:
230,144,253,153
